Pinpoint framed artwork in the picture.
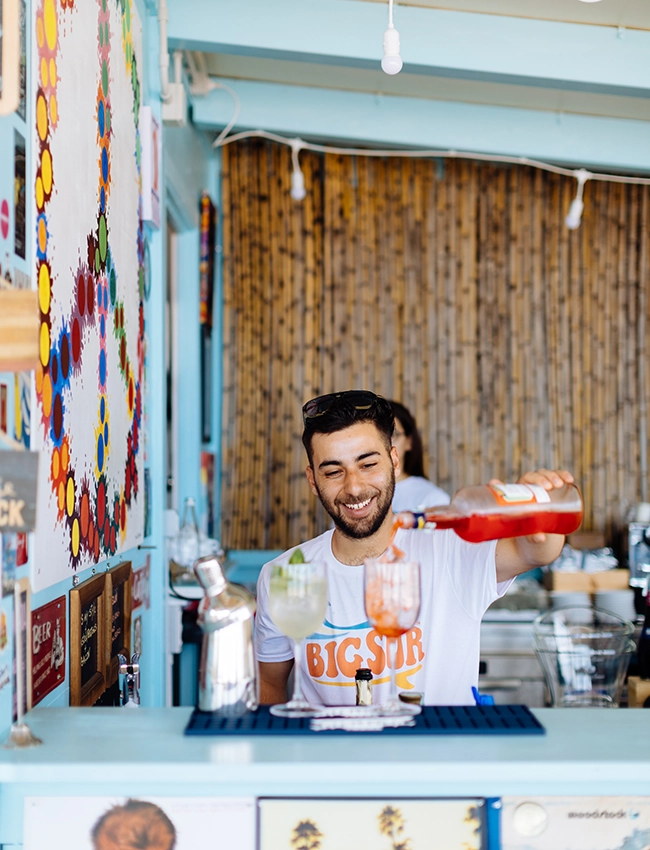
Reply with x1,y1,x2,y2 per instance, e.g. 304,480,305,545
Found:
201,326,212,443
258,798,485,850
31,595,65,706
199,192,216,330
13,130,25,258
200,451,215,539
69,572,108,706
32,0,145,590
199,193,216,443
0,0,20,116
105,561,132,686
501,796,650,849
24,796,256,850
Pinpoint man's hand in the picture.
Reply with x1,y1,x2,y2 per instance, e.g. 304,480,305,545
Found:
494,468,575,583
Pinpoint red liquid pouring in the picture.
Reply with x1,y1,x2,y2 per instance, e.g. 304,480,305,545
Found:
391,482,584,545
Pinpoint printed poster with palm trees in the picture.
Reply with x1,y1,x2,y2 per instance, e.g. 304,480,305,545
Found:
259,798,484,849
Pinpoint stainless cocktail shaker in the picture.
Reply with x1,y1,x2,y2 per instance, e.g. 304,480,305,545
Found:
194,554,259,715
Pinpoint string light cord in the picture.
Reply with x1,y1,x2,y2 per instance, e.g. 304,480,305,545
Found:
209,83,241,148
211,127,650,187
184,51,242,148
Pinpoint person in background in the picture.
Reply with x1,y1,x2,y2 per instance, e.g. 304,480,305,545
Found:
389,400,450,512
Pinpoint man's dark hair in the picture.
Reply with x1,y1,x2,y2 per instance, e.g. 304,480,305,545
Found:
302,391,394,465
389,400,426,478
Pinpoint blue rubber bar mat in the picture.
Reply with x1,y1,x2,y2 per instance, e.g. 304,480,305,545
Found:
184,704,545,736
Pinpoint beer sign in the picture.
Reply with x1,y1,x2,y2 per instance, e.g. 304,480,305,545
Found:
0,450,38,532
31,596,66,706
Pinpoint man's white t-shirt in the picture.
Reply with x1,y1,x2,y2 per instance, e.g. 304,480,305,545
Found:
255,527,512,706
392,476,450,513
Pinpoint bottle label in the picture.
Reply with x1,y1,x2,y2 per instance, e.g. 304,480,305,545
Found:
488,483,551,506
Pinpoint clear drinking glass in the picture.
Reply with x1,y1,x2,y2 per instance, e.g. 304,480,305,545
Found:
268,561,328,718
364,558,421,715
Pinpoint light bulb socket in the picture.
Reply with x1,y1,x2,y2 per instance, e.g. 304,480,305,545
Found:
290,167,306,201
565,198,584,230
383,26,400,54
382,26,402,75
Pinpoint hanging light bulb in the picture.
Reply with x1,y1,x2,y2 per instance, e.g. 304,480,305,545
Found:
381,0,403,75
290,139,306,201
565,169,591,230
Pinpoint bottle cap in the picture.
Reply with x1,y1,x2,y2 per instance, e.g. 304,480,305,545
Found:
398,691,422,705
355,668,373,681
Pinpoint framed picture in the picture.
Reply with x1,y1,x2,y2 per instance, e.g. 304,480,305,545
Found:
199,192,216,331
31,595,65,707
105,561,132,686
201,327,212,443
69,572,108,706
24,796,256,850
0,0,20,116
501,796,650,850
199,192,216,443
258,798,485,850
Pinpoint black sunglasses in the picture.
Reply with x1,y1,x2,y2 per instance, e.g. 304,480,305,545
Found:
302,390,389,424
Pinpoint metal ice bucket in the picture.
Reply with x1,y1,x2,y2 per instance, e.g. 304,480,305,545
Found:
194,554,259,715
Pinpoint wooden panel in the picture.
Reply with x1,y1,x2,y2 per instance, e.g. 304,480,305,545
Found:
0,289,39,372
221,141,650,549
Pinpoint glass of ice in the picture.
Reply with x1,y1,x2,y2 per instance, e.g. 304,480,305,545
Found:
268,560,328,718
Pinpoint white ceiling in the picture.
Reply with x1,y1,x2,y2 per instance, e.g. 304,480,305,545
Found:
362,0,650,30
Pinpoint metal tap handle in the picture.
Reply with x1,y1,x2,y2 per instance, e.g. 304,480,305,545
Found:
118,652,141,706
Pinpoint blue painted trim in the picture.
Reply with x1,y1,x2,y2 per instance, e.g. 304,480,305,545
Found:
485,798,502,850
192,78,650,173
168,0,650,94
174,227,202,514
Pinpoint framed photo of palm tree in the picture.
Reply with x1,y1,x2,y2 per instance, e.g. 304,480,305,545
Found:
258,798,485,849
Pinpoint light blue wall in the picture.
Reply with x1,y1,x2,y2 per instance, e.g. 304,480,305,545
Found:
165,125,219,520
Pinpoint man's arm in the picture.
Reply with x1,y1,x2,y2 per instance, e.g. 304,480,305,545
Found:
259,659,293,705
495,469,575,583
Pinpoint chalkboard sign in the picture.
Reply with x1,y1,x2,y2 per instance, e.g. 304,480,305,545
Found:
69,573,107,706
106,562,132,686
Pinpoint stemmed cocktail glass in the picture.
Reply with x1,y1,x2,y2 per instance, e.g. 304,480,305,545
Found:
364,558,421,715
268,561,328,718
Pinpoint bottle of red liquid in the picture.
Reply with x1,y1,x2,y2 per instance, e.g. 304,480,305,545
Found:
395,482,583,543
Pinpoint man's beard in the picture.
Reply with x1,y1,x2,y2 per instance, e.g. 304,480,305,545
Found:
316,468,395,539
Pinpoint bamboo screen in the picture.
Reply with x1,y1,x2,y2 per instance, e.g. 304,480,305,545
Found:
221,140,650,550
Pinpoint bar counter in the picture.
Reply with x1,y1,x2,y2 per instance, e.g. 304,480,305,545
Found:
1,707,649,843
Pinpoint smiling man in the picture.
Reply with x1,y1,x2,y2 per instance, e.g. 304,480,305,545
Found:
254,390,573,707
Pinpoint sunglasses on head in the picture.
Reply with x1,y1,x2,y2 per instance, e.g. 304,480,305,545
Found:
302,390,389,424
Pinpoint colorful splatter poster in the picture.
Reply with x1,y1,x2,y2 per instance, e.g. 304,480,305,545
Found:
32,0,145,591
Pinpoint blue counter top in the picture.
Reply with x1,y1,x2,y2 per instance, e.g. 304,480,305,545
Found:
0,707,649,798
